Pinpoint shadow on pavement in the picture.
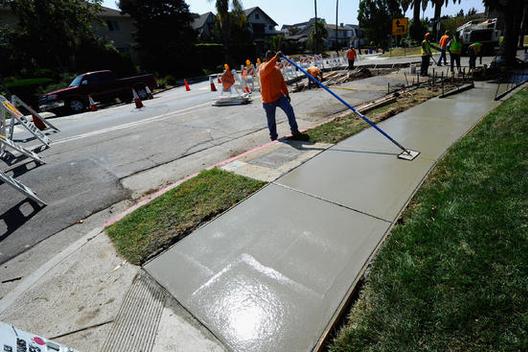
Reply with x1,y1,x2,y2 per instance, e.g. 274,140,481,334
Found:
0,199,44,242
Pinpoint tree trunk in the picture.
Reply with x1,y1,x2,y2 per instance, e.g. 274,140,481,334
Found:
411,0,422,41
432,2,442,40
502,0,524,66
519,3,528,48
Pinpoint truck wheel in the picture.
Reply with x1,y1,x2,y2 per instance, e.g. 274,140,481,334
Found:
68,99,85,114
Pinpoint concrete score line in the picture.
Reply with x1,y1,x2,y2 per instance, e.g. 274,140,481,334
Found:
0,227,103,314
53,101,211,145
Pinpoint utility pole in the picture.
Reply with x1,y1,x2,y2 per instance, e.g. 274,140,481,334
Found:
314,0,318,54
336,0,339,50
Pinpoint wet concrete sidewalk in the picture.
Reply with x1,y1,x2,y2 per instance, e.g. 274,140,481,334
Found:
145,82,500,352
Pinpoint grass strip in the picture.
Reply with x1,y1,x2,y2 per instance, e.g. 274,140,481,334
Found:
331,88,528,352
107,168,265,265
308,87,441,144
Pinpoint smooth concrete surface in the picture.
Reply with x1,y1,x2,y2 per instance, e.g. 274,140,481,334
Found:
278,82,500,222
146,184,390,352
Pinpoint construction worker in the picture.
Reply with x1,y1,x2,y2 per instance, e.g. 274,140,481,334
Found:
421,32,439,76
346,46,357,70
447,35,463,73
243,59,256,92
259,51,308,141
438,30,450,66
468,42,483,70
306,65,323,89
221,64,235,93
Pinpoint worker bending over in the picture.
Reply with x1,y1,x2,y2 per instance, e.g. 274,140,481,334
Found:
221,64,236,94
259,51,308,141
468,42,483,71
306,65,323,89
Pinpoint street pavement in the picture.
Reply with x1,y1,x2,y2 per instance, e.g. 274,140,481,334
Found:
0,57,415,264
145,82,500,352
0,53,500,264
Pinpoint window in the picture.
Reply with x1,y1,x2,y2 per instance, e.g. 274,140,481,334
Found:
255,13,260,19
106,20,120,31
269,25,274,31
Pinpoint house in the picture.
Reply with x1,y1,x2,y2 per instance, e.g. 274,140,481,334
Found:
0,5,136,57
192,12,215,41
93,6,136,56
282,19,365,50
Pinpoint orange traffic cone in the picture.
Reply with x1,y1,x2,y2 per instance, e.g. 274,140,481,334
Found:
132,89,144,109
209,77,217,92
32,114,46,130
88,95,97,111
184,79,191,91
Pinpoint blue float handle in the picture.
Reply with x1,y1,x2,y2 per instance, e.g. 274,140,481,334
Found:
280,54,410,154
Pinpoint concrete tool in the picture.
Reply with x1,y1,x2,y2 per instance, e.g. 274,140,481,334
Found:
281,53,420,161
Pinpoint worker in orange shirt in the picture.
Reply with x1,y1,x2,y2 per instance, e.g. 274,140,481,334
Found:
221,64,235,93
438,30,450,66
306,65,322,89
346,46,357,70
259,51,308,141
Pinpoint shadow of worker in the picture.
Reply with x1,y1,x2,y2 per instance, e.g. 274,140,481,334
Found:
0,199,44,242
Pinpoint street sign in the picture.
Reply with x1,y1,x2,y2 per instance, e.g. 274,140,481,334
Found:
392,18,409,36
0,95,50,146
0,322,72,351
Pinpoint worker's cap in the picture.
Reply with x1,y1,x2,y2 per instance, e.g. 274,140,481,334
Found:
425,32,431,38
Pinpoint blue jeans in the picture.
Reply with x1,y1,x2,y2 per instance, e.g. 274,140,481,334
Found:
263,96,299,140
438,48,447,65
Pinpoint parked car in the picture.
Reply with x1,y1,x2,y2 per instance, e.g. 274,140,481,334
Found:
38,70,157,115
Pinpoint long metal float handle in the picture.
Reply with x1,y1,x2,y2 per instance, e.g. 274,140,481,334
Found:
280,53,411,155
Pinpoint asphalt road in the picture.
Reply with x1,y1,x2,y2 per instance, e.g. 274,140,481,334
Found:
0,53,493,264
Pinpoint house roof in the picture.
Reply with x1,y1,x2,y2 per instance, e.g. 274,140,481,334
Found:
243,7,278,26
192,12,214,30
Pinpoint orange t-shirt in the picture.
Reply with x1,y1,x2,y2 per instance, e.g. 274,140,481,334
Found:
259,56,288,104
221,70,235,90
347,48,357,60
439,35,450,49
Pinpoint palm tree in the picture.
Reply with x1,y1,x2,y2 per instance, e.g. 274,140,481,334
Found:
210,0,245,63
409,0,422,40
431,0,461,39
314,0,318,53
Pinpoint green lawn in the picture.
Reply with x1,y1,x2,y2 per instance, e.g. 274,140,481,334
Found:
107,169,265,265
331,89,528,352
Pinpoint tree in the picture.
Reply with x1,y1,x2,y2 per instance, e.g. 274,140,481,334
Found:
430,0,461,40
483,0,526,66
307,19,328,53
8,0,103,70
410,0,423,40
358,0,402,48
119,0,197,75
209,0,247,63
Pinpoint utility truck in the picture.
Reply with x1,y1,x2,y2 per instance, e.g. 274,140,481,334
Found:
457,18,501,54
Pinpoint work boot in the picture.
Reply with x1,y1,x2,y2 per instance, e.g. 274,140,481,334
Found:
289,132,310,141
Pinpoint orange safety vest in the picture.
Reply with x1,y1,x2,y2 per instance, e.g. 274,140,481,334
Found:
347,48,357,60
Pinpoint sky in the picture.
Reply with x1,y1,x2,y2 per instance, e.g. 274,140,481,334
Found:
103,0,485,28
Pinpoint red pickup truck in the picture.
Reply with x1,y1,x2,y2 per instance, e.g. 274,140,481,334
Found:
39,70,157,115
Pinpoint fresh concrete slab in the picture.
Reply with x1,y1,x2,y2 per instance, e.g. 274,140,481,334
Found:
278,83,500,222
146,184,390,352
